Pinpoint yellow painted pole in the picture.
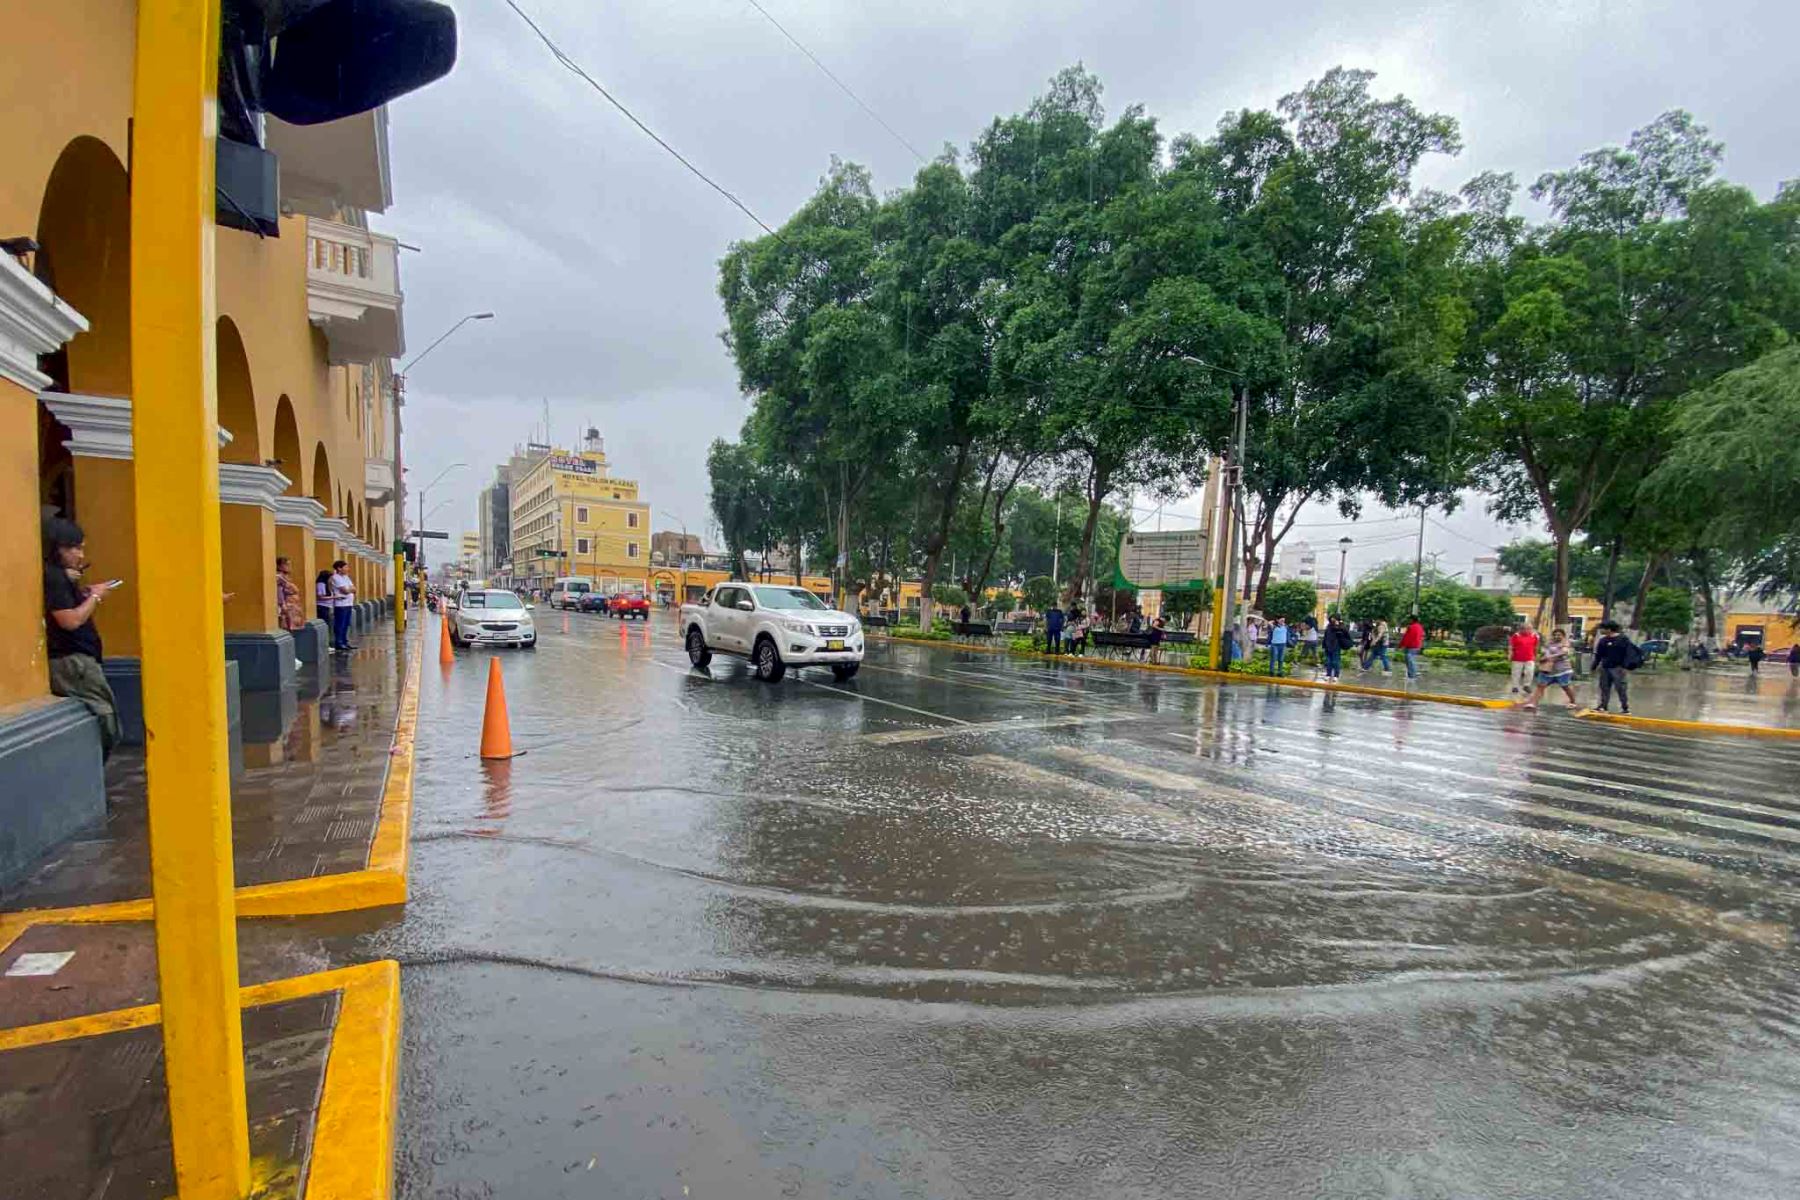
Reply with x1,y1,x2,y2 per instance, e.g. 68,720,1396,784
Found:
394,551,407,633
130,1,251,1197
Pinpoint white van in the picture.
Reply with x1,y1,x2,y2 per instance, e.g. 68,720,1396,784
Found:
548,577,594,610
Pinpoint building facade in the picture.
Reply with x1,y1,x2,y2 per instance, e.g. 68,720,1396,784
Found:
508,431,652,593
1275,540,1318,583
1,3,407,880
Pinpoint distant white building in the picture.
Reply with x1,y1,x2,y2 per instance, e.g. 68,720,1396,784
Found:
1470,554,1520,594
1275,540,1318,583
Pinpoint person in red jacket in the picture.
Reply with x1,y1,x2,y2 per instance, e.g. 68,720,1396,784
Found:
1507,624,1540,696
1399,616,1426,679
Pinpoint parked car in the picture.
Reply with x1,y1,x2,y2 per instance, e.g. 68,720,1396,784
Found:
1640,638,1672,657
608,592,651,620
679,581,863,681
449,589,537,649
576,591,610,614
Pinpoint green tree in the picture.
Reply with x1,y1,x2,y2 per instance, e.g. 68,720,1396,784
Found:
989,589,1017,615
932,583,969,608
1021,575,1059,611
1640,587,1695,636
1197,70,1470,606
1344,580,1403,626
1645,344,1800,604
1416,584,1462,637
1261,579,1319,626
1159,583,1214,627
1462,113,1800,625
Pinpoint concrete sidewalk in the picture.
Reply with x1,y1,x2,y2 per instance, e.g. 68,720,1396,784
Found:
1,631,412,917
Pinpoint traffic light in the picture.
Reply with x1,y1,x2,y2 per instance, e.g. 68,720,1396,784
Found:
217,0,458,234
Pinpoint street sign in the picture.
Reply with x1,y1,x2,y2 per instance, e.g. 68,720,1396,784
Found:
412,529,449,539
1118,528,1210,588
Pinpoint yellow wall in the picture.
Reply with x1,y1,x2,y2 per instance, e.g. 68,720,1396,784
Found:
5,0,393,709
0,381,48,707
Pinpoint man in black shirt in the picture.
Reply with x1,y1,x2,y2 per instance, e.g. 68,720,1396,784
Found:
43,518,120,756
1590,620,1633,715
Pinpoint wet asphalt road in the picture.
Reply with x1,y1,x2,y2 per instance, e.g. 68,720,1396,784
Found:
342,609,1800,1198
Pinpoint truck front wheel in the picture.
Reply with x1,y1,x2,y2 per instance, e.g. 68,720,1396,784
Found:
753,636,787,682
686,627,712,668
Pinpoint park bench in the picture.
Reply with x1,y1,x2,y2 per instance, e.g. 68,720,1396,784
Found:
995,620,1035,635
1089,630,1155,657
863,614,890,629
950,621,994,637
1163,630,1197,646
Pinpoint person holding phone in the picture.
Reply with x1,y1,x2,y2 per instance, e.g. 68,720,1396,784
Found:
42,517,121,757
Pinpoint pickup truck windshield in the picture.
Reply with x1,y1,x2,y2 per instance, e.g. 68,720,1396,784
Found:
751,586,828,611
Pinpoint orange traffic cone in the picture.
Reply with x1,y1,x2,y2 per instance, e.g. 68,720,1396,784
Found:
479,657,515,760
439,609,455,665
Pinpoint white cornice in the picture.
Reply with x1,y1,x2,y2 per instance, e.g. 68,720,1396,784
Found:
38,390,237,458
273,496,327,531
316,517,354,543
38,392,132,459
218,463,291,510
0,255,88,392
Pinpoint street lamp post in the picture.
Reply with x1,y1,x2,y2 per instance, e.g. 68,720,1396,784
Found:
414,462,465,574
399,311,495,376
1336,537,1352,614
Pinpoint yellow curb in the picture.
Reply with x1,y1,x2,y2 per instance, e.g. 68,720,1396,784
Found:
1574,708,1800,740
883,635,1513,710
0,621,424,954
305,960,402,1200
0,960,403,1200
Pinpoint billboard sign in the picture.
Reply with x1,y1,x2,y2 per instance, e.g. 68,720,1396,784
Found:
550,453,598,475
1118,528,1210,588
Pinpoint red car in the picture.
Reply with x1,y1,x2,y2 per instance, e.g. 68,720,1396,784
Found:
609,592,651,620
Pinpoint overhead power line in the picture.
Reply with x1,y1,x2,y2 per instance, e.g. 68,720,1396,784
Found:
503,0,779,238
740,0,928,162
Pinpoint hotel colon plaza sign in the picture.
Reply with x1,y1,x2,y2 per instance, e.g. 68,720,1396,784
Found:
550,453,598,475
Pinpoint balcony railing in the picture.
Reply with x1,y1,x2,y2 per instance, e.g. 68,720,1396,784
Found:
306,217,404,364
365,456,395,507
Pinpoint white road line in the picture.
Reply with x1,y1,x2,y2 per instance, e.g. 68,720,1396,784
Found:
804,680,972,725
864,713,1131,745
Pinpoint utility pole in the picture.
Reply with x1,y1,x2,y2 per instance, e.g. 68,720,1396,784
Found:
1411,503,1427,616
1051,494,1061,591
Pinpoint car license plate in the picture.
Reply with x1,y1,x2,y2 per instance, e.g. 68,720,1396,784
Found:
826,639,845,651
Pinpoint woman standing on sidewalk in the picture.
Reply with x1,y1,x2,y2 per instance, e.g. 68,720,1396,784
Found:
276,556,304,632
1522,628,1580,710
315,568,334,625
1362,620,1392,674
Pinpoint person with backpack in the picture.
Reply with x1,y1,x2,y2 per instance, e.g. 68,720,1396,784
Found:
1589,620,1638,714
1321,615,1353,683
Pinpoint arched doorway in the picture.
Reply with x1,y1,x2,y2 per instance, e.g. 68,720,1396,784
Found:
272,397,302,494
34,136,138,655
35,137,130,397
215,318,260,464
270,397,314,591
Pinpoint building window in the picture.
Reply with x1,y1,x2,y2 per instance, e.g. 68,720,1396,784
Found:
577,537,591,556
627,543,639,559
576,506,589,524
613,492,621,499
627,511,639,529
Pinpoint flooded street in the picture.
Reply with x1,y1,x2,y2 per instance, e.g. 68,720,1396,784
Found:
354,611,1800,1198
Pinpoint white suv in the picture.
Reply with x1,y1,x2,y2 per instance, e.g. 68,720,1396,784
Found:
679,582,863,681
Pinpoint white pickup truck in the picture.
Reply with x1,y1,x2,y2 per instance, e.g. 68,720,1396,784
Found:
680,581,864,682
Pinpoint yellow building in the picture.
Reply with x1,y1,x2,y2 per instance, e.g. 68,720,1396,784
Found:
510,433,653,592
2,3,406,879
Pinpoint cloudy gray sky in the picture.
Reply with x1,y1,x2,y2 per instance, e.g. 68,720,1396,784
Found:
384,0,1794,581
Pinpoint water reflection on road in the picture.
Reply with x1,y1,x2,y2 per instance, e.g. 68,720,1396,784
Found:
362,611,1800,1198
